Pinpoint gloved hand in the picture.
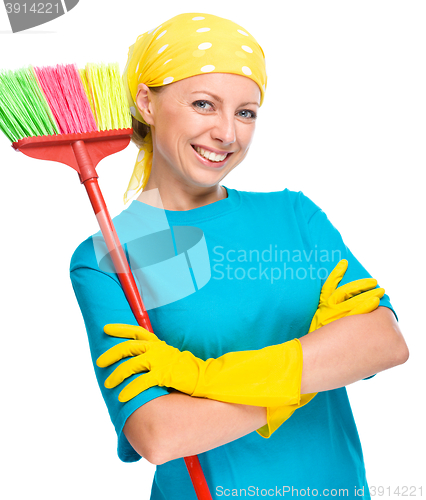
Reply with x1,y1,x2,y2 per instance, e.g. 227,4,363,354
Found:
98,324,306,404
97,259,384,437
308,259,384,333
257,259,384,437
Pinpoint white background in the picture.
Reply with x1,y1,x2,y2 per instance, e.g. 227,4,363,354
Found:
0,1,425,499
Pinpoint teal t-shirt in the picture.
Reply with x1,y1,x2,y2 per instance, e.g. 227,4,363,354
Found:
70,187,395,500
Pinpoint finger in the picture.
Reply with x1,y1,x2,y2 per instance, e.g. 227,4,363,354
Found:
346,296,381,316
335,287,385,315
319,260,348,302
330,278,378,304
96,340,148,368
317,288,385,327
104,354,152,389
118,372,159,402
336,287,385,310
104,323,159,342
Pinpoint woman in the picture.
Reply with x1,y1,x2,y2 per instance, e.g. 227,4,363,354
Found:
70,12,408,500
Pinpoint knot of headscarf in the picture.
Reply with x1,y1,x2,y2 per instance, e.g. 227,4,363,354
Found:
122,12,267,204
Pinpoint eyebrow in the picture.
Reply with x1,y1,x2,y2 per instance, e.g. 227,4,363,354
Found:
190,90,260,107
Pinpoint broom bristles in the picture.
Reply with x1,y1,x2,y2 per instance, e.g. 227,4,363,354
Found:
33,64,99,135
79,69,97,122
26,66,60,135
0,62,131,143
84,62,132,131
0,67,59,142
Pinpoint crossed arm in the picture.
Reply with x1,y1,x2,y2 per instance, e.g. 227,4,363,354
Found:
123,306,408,465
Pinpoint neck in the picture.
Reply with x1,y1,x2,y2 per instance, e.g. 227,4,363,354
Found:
136,180,227,211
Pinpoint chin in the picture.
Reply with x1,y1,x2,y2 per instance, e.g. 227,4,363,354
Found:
184,169,226,189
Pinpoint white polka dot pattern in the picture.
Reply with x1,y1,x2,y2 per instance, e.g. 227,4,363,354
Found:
126,13,266,109
200,65,215,72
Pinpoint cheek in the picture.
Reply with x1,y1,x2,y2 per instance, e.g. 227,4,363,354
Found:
153,110,184,152
238,124,256,150
158,109,207,142
180,111,213,136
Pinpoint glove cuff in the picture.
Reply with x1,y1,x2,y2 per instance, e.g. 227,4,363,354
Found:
256,339,317,438
192,338,305,407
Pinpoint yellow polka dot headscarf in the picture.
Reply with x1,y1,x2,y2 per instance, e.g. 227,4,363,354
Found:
122,12,267,204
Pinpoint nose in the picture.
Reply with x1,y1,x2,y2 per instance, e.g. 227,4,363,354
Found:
211,112,236,145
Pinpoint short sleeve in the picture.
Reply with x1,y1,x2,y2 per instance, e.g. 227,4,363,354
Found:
298,193,397,381
70,239,170,463
300,193,396,317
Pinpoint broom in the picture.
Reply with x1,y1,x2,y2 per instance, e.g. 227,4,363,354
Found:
0,63,212,500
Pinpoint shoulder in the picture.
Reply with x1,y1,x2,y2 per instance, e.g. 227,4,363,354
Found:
70,236,97,273
70,231,120,277
70,204,138,274
232,187,322,221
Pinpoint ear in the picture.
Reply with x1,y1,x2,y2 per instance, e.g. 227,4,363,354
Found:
135,83,156,126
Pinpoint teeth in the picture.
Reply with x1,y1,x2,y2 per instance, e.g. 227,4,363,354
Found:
195,146,228,162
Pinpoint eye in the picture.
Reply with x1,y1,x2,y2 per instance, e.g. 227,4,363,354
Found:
193,100,214,111
237,109,257,120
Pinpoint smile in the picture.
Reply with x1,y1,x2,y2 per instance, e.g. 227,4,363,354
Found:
192,145,231,163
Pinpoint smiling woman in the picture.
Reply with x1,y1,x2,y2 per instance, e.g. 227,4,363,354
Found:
120,12,267,208
134,73,260,210
69,11,408,500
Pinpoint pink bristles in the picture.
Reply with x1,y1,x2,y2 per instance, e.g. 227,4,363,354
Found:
33,64,98,135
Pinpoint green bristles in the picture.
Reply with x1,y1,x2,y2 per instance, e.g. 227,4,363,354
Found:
84,63,132,131
0,67,59,142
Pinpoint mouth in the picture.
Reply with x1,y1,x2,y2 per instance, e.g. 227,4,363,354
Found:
191,145,233,167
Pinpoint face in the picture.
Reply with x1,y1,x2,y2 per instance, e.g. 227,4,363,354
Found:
135,73,261,191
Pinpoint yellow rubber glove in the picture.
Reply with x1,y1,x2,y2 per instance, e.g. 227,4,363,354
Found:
97,259,384,437
258,259,384,437
98,326,305,405
307,259,383,333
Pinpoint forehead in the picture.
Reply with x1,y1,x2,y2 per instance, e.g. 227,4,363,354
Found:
163,73,261,105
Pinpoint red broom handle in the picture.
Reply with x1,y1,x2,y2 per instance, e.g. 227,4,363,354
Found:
72,141,212,500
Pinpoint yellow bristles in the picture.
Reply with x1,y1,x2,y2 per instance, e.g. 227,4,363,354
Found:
79,69,97,123
84,63,132,131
